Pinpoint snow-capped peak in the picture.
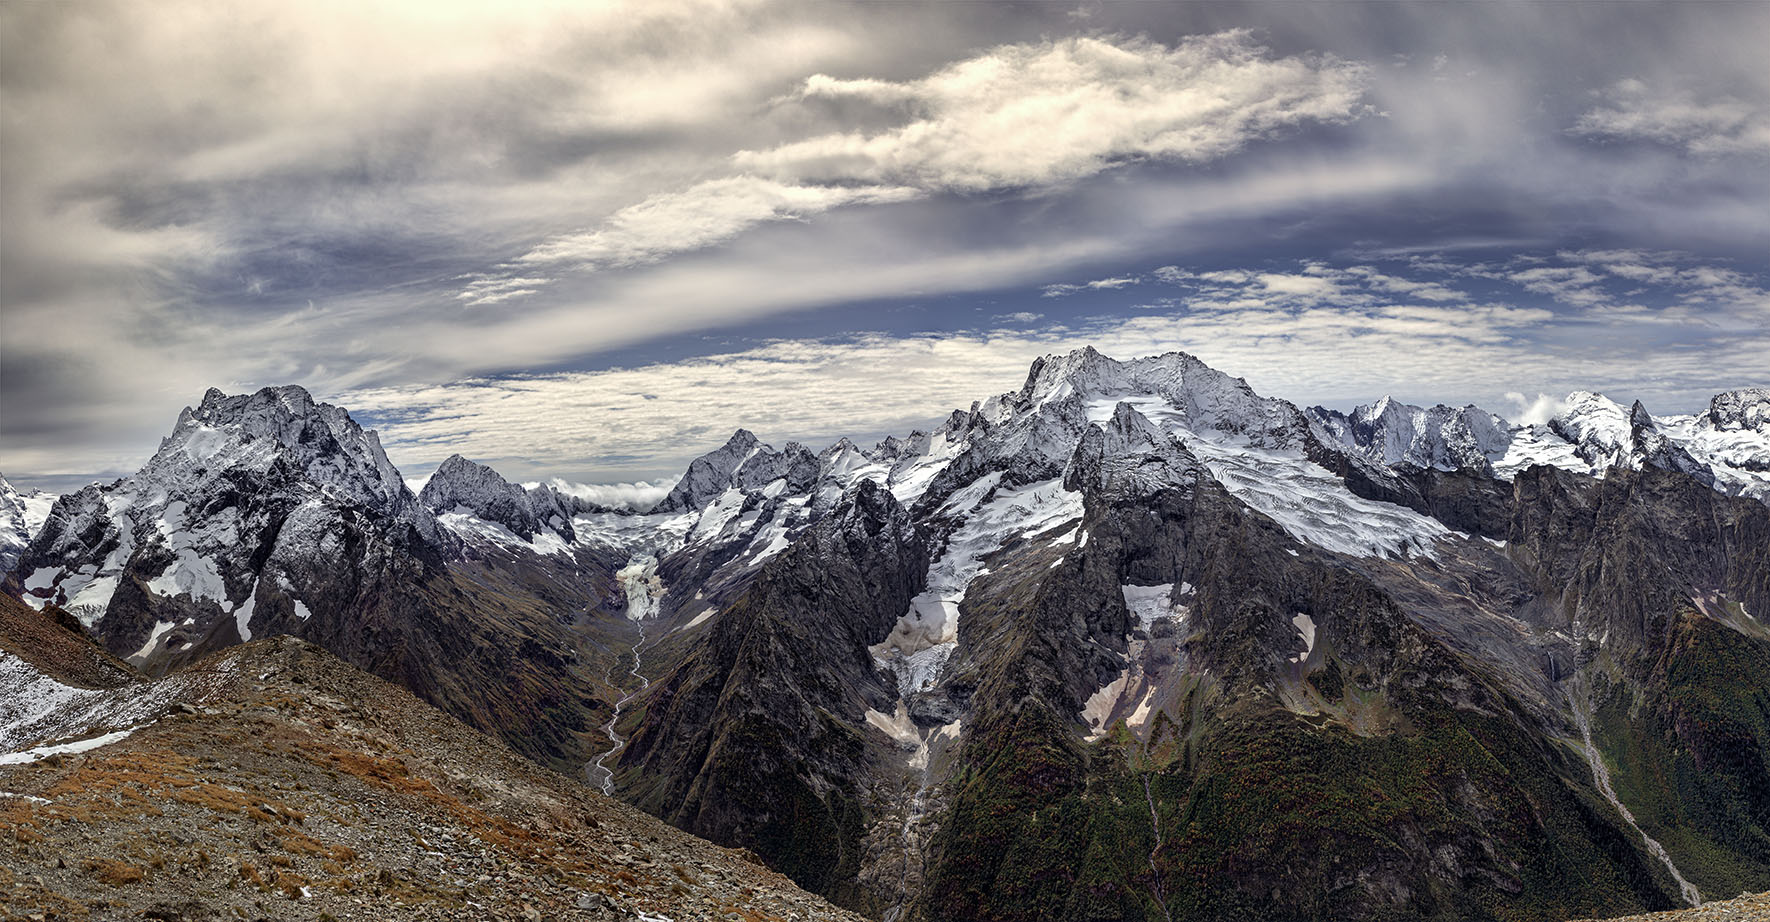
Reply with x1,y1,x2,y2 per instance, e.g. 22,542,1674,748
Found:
1706,388,1770,432
1005,347,1311,451
420,454,582,543
1308,398,1510,472
0,472,57,576
1547,391,1633,466
156,384,420,524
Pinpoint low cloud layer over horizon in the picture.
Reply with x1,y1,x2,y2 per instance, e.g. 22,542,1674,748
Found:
3,0,1767,491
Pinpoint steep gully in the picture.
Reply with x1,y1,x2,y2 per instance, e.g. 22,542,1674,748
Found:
1144,774,1174,922
1567,677,1703,907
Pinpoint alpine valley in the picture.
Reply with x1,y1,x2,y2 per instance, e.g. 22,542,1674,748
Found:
4,347,1769,922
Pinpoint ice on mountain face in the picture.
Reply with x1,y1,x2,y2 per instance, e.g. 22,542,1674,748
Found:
1026,347,1310,450
1083,670,1135,742
656,429,817,513
689,489,751,545
1706,388,1770,432
881,644,955,698
618,554,665,621
144,501,238,606
1122,583,1187,631
0,728,141,766
1492,425,1598,479
1549,392,1635,468
676,608,717,632
1075,395,1450,558
573,511,697,558
1659,411,1770,502
18,385,446,645
1189,437,1452,559
130,620,177,662
887,427,972,504
1290,613,1317,664
872,477,1083,693
437,508,573,557
234,591,256,642
742,495,810,565
422,454,579,545
1483,389,1769,502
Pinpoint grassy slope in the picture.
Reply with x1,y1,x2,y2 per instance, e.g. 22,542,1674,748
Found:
1591,613,1770,900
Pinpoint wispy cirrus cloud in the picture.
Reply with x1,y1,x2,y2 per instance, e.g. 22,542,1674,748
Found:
1042,274,1145,297
1573,79,1770,156
497,32,1369,296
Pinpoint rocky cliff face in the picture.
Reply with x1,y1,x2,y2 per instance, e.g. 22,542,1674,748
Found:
420,453,590,543
616,480,927,909
1309,397,1511,473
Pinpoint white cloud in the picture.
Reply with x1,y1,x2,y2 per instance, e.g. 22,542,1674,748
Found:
516,177,919,271
1087,276,1140,290
745,32,1369,191
486,32,1369,300
1505,392,1566,426
993,311,1044,323
538,477,679,512
1573,79,1770,156
1040,274,1143,297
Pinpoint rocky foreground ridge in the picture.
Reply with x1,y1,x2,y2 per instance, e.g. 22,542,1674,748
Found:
0,593,863,922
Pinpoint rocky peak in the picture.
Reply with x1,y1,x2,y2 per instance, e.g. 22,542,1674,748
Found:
734,440,819,495
1,472,36,575
1548,391,1632,462
420,454,575,542
1629,399,1656,432
1706,387,1770,432
1064,401,1202,499
155,384,420,527
652,429,768,513
1007,348,1310,451
656,427,830,515
829,477,918,551
1309,398,1509,473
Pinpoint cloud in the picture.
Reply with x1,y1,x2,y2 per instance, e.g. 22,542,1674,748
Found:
1086,276,1140,290
1504,392,1566,427
1041,274,1143,297
515,177,919,271
993,311,1044,323
539,477,679,512
1573,79,1770,156
488,31,1369,297
746,32,1369,191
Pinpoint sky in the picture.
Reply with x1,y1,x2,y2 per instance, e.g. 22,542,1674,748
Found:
3,0,1768,495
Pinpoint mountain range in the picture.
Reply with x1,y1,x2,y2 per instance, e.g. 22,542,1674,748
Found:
3,347,1767,921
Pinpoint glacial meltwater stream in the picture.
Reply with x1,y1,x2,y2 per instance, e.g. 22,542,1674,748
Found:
1568,681,1702,907
588,554,666,795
